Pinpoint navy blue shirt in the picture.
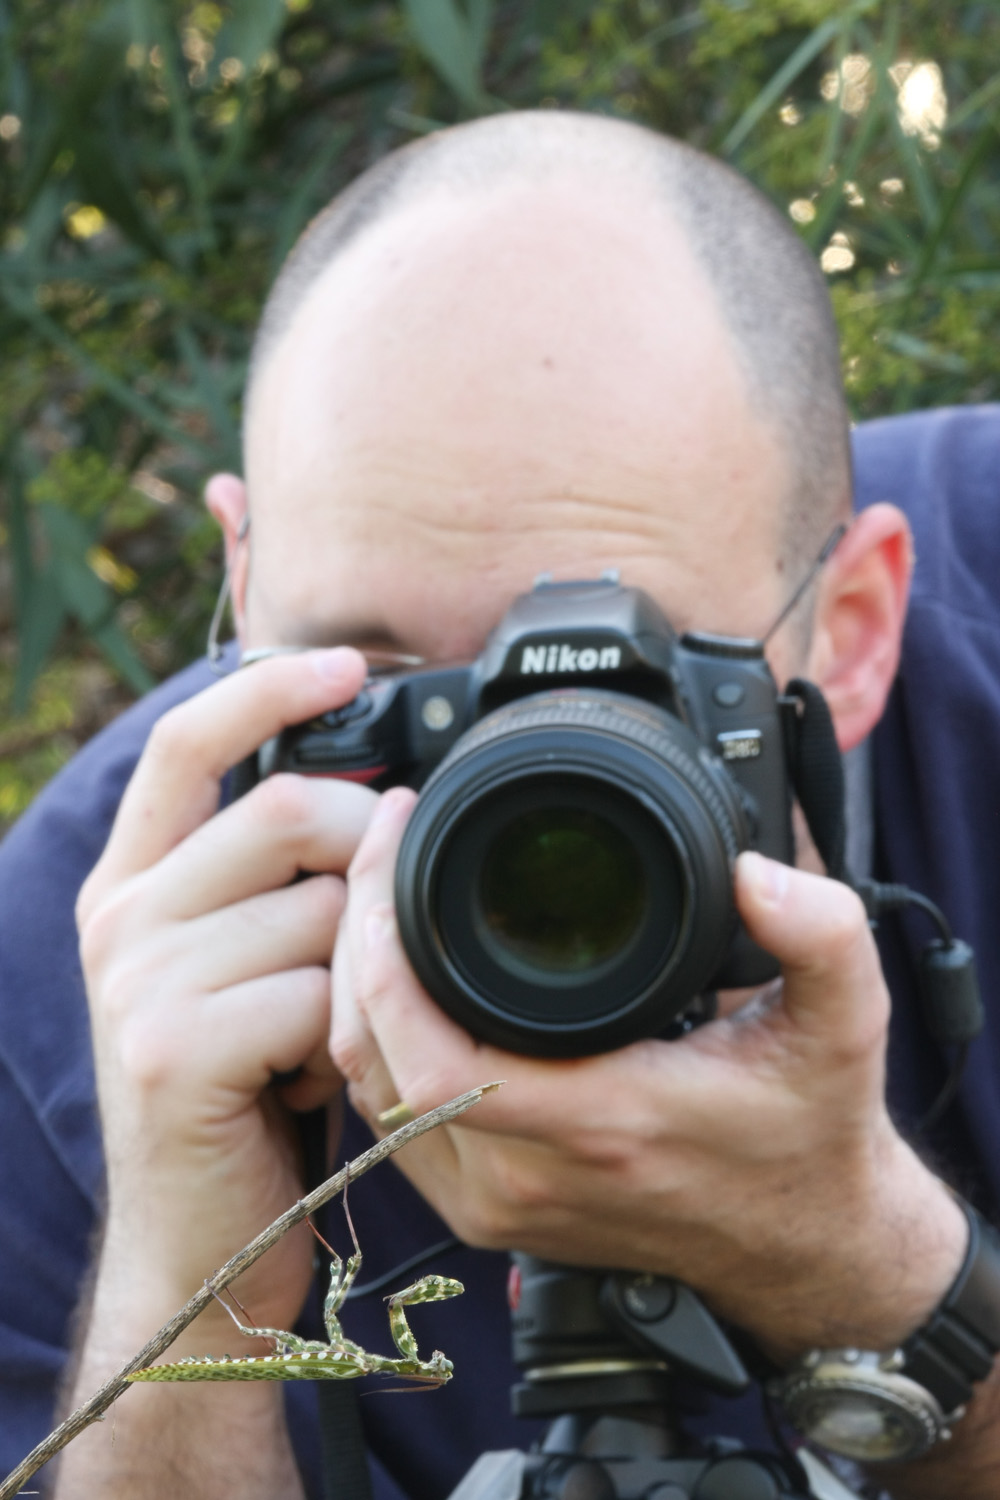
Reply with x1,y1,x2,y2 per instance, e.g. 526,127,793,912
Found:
1,407,999,1495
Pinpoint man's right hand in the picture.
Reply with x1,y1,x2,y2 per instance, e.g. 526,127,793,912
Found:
59,647,375,1497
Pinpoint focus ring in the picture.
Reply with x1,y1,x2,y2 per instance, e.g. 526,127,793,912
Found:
394,688,750,1055
431,692,744,863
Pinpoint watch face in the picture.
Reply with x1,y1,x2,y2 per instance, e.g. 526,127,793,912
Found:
794,1388,935,1463
778,1356,944,1464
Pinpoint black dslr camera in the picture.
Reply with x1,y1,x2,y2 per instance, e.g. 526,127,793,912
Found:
238,575,796,1057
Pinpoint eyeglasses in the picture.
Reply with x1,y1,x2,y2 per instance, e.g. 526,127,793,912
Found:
760,521,847,645
207,514,249,675
207,517,848,674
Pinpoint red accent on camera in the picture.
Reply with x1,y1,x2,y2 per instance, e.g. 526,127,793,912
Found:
303,767,387,784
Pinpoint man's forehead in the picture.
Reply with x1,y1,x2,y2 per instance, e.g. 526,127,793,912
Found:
248,497,784,665
243,174,790,658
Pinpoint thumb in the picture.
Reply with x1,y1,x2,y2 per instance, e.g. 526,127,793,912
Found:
733,851,890,1048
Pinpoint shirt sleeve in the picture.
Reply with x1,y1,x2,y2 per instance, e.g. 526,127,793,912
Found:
0,657,219,1475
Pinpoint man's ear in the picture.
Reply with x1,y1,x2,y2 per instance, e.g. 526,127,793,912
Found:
204,472,249,642
805,502,913,753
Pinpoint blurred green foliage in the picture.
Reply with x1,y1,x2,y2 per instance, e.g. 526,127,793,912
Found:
1,0,999,826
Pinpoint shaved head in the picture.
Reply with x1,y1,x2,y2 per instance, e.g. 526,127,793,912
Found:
246,111,849,577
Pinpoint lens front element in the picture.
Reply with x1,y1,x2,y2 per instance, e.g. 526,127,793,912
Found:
478,806,646,977
394,690,749,1056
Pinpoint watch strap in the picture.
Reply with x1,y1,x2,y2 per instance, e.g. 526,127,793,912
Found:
900,1198,1000,1414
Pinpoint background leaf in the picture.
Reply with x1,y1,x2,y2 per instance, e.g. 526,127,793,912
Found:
402,0,492,111
214,0,288,73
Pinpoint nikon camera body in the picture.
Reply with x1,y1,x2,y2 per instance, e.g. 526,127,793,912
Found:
236,575,796,1057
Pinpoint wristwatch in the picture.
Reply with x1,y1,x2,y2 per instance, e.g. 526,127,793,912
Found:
772,1199,1000,1463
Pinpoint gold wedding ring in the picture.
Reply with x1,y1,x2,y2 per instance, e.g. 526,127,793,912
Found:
377,1100,416,1130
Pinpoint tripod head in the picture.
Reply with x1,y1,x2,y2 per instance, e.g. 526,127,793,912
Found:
447,1257,856,1500
508,1255,751,1415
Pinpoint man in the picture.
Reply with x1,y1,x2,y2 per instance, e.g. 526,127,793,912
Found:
2,111,999,1498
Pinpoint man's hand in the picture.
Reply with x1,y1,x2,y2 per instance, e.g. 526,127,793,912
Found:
332,787,967,1361
59,648,376,1498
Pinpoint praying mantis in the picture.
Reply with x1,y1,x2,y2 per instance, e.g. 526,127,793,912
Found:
128,1193,463,1388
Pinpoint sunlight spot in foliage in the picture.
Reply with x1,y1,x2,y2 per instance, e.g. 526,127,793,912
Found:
789,199,816,224
880,177,905,198
779,101,801,126
184,27,215,84
190,2,225,33
0,114,21,141
821,233,855,274
183,30,214,66
220,56,246,83
133,471,178,506
87,547,139,593
820,54,873,117
892,61,947,148
843,181,864,207
211,97,241,127
64,205,107,241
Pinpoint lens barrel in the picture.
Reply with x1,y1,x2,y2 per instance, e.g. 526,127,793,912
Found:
394,691,749,1056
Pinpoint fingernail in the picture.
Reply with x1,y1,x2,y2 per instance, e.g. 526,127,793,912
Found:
364,905,396,954
368,787,412,830
739,851,789,906
310,647,361,684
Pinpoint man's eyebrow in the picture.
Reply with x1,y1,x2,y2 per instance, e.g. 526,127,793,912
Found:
284,622,427,664
288,622,407,649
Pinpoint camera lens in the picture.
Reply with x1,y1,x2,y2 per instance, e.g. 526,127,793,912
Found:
477,807,646,977
394,690,749,1057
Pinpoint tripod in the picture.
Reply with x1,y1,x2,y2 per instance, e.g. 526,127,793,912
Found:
447,1256,856,1500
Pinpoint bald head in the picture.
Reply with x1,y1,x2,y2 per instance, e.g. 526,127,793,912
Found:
237,112,851,671
246,112,849,578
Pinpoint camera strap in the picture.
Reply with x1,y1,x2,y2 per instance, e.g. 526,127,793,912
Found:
778,683,984,1133
297,1104,375,1500
316,1380,374,1500
779,679,847,883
